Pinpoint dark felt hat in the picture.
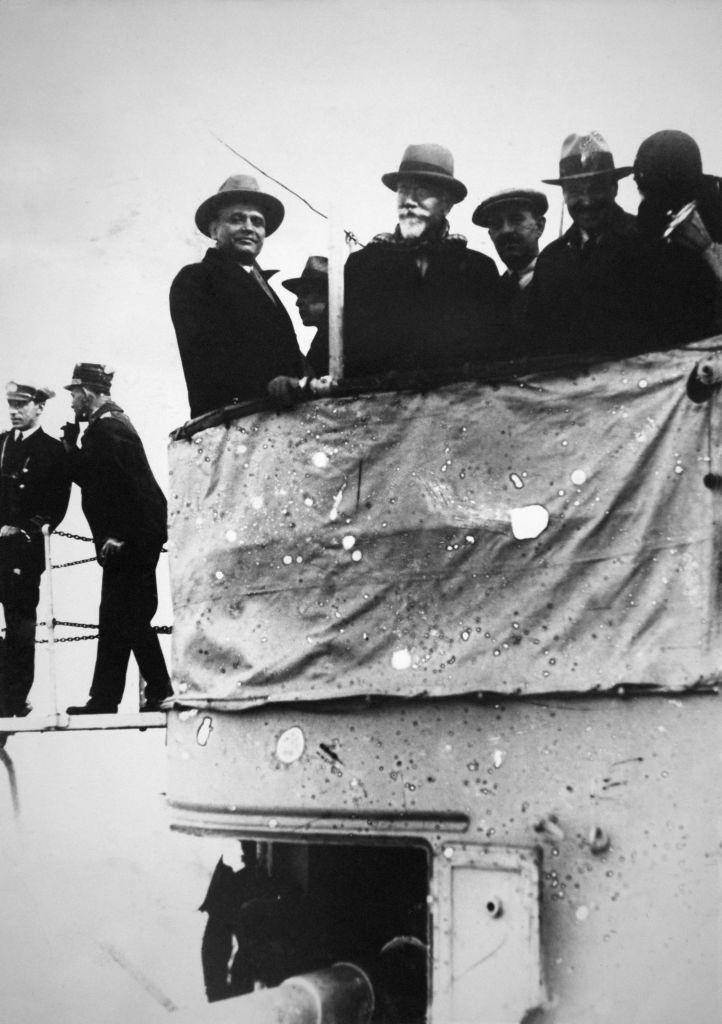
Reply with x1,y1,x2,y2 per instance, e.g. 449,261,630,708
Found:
5,381,55,404
64,363,114,393
382,144,467,203
633,130,703,183
472,188,549,227
194,174,285,237
282,256,328,295
543,132,633,185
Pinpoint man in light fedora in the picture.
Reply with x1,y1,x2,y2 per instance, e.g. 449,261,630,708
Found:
0,382,70,716
170,175,305,418
343,143,502,377
282,256,329,377
528,131,653,358
472,188,548,348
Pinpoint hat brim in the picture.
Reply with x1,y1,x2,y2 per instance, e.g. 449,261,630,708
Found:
542,166,634,186
282,275,328,295
195,189,285,237
381,170,467,203
472,195,549,227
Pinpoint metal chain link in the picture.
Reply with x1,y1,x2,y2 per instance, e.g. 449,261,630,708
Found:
54,529,94,542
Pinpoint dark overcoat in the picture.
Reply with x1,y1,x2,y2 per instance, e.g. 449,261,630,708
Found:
343,237,503,377
527,204,655,358
170,248,304,418
0,427,70,573
66,402,167,560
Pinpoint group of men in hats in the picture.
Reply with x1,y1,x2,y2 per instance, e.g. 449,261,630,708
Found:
0,365,172,717
170,129,722,419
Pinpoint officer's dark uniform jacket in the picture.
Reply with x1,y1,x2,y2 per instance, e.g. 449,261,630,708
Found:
65,401,167,560
170,247,305,418
0,427,70,572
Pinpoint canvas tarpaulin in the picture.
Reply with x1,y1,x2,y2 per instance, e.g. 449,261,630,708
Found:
168,346,722,707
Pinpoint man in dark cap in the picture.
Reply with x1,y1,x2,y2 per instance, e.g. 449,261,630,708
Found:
0,382,70,716
62,364,172,715
472,188,548,350
528,131,652,358
633,129,722,344
170,175,305,418
343,144,502,377
282,256,329,377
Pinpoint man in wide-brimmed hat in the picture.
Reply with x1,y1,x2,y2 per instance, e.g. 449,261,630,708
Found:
282,256,329,377
472,188,548,347
0,381,70,716
170,175,305,418
343,143,502,377
527,131,655,358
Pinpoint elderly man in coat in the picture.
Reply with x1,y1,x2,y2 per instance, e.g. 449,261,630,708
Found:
527,132,653,359
170,175,305,419
343,144,502,378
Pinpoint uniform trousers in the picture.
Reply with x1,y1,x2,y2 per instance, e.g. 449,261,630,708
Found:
0,536,41,712
89,546,171,709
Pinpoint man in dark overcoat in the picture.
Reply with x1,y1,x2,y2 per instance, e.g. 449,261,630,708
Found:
282,256,329,377
62,363,172,715
472,188,548,353
0,382,70,716
170,174,305,418
343,144,502,377
527,132,653,359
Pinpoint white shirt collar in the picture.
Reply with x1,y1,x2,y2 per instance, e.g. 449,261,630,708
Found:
15,424,41,441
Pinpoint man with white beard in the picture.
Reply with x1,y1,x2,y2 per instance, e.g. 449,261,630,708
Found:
343,144,502,377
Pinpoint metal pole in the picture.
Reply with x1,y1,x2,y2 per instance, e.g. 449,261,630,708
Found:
42,525,60,720
328,197,345,380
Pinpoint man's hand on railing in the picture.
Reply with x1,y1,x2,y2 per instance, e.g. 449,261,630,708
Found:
267,376,303,409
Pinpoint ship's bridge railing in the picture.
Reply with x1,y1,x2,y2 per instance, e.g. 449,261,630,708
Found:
167,338,722,715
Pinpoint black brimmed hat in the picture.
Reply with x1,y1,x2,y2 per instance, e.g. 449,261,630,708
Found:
64,363,114,393
6,381,55,404
195,174,285,237
382,144,467,203
543,132,633,185
472,188,548,227
282,256,328,295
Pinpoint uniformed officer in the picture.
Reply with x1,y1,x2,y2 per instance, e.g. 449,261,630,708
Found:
0,382,70,716
61,364,172,714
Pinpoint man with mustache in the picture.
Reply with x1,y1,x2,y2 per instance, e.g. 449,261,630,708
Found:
343,144,502,377
170,175,305,419
528,132,653,359
0,382,70,716
472,188,547,348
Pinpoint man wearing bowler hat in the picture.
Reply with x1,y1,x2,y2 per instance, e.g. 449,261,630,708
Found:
282,256,329,377
343,143,502,377
170,175,305,418
62,364,172,715
528,131,653,358
0,382,70,716
472,188,548,349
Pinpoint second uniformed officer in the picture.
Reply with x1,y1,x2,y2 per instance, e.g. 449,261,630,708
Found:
62,364,172,714
0,382,70,716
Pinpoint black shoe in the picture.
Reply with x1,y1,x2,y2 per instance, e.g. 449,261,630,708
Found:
140,700,168,713
3,703,32,718
66,701,118,715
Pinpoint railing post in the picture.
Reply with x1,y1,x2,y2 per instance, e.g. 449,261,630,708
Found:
42,525,61,722
328,197,345,380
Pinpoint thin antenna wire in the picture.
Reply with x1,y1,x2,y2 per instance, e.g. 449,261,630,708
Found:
209,130,328,219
